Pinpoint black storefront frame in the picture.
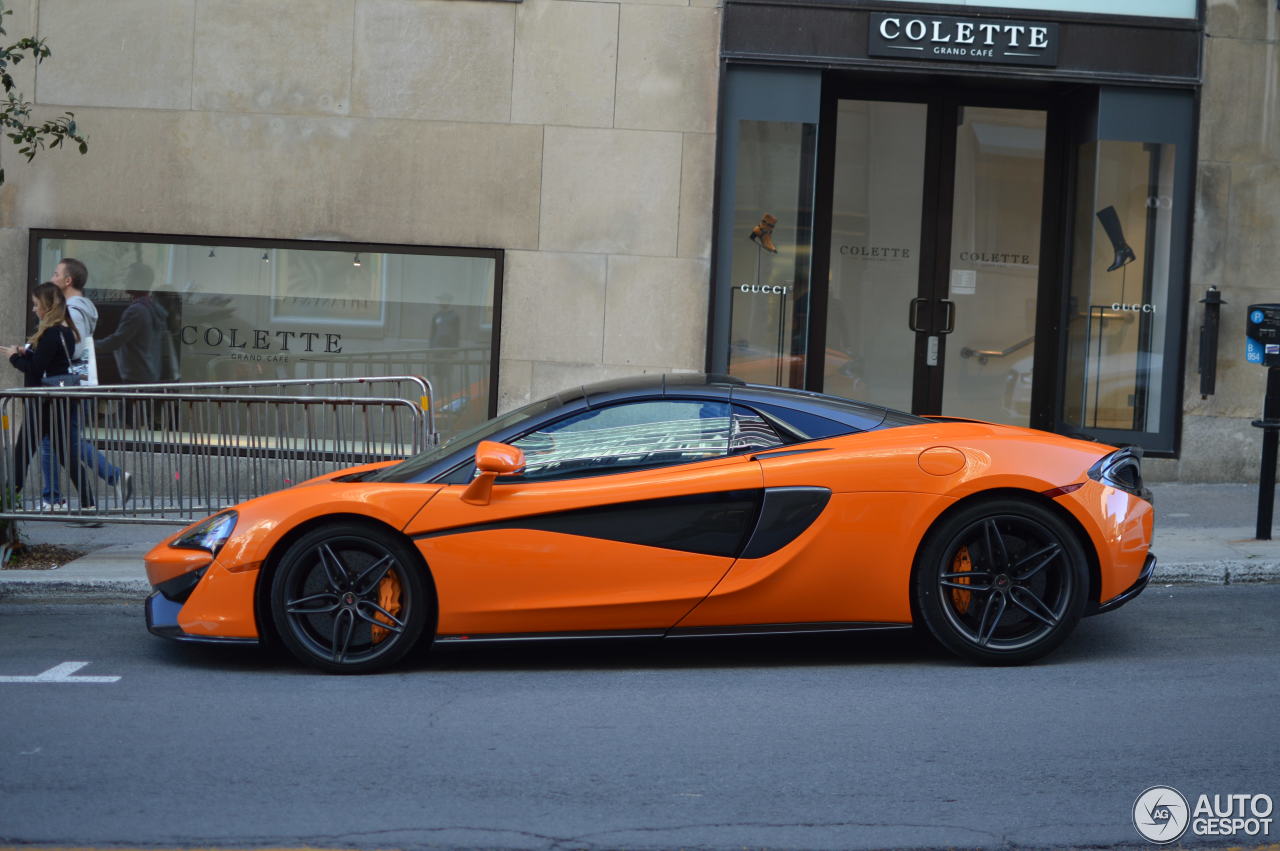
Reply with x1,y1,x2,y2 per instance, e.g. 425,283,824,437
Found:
711,71,1197,456
721,1,1205,89
26,229,505,422
709,1,1203,457
1050,87,1200,457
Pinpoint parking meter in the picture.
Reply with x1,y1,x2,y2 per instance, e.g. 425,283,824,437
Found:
1246,304,1280,365
1248,304,1280,538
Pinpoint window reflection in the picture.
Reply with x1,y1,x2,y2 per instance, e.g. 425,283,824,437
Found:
35,236,498,441
825,100,927,411
727,120,817,389
514,401,734,478
945,107,1045,427
1064,141,1175,433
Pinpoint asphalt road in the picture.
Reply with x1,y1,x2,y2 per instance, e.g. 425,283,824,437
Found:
1,586,1277,850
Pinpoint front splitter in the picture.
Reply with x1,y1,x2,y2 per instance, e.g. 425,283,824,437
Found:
1094,553,1157,615
145,591,258,645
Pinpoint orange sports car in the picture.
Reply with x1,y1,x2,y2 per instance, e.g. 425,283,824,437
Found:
145,374,1155,673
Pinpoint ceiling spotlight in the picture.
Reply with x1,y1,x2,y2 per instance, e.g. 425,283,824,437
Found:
208,248,216,258
261,252,270,262
353,253,362,267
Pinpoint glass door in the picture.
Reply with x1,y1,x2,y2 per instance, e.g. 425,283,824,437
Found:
824,99,927,411
941,106,1046,426
824,96,1048,425
716,74,1191,454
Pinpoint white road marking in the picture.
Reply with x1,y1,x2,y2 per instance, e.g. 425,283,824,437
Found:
0,661,120,683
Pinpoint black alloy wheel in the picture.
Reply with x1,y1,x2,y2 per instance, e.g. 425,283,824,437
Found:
913,498,1088,665
269,523,431,673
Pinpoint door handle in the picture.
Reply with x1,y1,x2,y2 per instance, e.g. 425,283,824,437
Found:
908,298,928,332
939,299,956,335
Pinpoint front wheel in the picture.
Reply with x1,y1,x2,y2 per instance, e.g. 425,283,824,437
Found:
913,498,1088,665
269,523,432,673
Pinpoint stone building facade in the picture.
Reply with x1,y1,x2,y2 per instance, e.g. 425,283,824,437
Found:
0,0,721,422
1,0,1278,481
1171,1,1280,481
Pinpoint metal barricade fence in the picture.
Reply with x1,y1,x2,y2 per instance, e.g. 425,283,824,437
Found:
289,349,490,437
100,375,436,406
0,376,436,525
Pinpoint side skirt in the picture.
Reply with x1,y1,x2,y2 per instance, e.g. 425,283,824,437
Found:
666,622,912,639
435,622,912,644
436,629,665,644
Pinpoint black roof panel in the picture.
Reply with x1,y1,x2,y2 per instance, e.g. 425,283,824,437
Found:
579,373,743,406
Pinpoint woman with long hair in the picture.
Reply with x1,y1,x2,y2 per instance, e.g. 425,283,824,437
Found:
2,282,96,508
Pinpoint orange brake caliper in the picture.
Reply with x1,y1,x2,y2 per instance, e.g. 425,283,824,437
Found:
951,546,973,614
370,572,402,644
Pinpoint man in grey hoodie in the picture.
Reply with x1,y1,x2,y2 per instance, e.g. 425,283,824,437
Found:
56,258,97,381
45,258,131,509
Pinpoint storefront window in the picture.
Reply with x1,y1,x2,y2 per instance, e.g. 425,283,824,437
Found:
1064,142,1176,436
710,66,822,386
31,233,501,441
726,119,817,389
1053,86,1194,456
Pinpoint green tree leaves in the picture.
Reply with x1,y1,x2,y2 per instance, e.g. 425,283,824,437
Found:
0,2,88,186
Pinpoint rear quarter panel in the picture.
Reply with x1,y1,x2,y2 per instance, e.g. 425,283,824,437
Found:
752,421,1111,497
680,421,1123,626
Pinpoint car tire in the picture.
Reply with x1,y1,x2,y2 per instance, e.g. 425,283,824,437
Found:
913,497,1088,665
269,522,432,674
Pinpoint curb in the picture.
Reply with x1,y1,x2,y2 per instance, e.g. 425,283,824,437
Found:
1154,562,1280,586
0,577,151,601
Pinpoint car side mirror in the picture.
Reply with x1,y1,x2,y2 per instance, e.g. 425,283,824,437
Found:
461,441,525,505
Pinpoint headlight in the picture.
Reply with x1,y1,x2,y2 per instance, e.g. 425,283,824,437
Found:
171,511,238,555
1088,447,1149,501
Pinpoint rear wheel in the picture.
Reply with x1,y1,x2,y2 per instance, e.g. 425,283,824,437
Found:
913,498,1088,665
269,523,431,673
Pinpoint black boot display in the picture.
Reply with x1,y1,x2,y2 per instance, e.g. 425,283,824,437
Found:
1095,205,1136,272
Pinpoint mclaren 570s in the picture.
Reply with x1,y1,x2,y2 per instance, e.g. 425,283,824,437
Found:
145,374,1154,673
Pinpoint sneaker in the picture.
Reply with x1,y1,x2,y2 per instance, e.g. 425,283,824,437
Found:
39,499,68,511
114,472,134,506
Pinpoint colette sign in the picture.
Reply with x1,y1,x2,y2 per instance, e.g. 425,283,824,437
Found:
868,13,1059,67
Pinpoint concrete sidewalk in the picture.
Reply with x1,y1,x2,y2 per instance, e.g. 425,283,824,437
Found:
1,483,1278,601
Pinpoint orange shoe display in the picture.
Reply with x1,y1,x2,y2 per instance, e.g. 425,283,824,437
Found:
749,213,780,254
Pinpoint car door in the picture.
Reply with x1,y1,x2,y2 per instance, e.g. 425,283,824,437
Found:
407,398,766,636
678,424,949,629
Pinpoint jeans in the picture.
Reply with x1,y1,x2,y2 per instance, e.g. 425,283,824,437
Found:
39,401,119,504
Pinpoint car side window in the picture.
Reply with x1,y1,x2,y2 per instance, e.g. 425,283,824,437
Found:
748,401,859,440
730,406,786,454
511,400,734,480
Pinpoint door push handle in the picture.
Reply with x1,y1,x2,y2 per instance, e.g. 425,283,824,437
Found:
908,298,928,333
939,299,956,335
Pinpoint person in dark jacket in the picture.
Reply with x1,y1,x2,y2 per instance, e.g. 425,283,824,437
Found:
2,282,95,509
95,263,168,384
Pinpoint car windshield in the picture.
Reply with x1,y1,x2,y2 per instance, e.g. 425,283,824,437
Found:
363,394,571,483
